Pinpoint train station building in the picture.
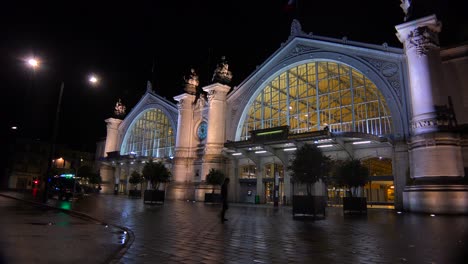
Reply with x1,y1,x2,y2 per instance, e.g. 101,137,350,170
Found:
97,14,468,214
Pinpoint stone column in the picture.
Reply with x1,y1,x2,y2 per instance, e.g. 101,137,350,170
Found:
103,118,122,157
396,15,467,214
201,83,231,178
392,142,409,211
100,118,122,194
169,93,196,200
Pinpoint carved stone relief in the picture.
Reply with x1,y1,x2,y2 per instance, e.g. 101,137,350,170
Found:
286,44,319,58
405,25,440,56
360,56,402,100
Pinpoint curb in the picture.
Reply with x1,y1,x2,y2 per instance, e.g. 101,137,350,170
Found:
0,193,134,264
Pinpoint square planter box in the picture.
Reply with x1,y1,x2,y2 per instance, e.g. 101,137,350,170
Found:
128,189,142,198
292,195,327,219
143,190,165,204
343,197,367,214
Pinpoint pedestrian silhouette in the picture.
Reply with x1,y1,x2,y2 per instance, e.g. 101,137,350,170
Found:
220,177,230,223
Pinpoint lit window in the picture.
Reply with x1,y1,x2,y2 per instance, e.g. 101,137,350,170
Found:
240,61,392,140
120,109,175,158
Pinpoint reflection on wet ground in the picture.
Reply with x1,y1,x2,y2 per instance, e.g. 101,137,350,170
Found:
2,191,468,264
0,195,124,264
72,195,468,264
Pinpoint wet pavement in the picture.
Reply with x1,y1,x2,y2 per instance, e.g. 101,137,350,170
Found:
0,193,128,264
1,191,468,264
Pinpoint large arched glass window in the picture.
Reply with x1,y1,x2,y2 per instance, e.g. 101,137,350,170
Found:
121,109,174,158
240,61,392,140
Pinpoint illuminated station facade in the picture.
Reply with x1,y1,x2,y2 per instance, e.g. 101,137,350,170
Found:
97,15,468,214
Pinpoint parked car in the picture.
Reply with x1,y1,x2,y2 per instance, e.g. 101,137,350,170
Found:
48,176,82,201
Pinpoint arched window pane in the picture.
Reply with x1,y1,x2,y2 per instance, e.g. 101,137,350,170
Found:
240,61,392,140
121,109,174,158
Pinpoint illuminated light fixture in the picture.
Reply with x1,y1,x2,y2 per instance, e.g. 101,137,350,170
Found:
317,144,334,148
289,106,293,110
390,185,394,189
397,211,402,214
353,141,371,145
256,130,283,136
232,153,242,156
120,163,124,165
283,147,297,152
430,214,435,217
89,74,99,84
130,162,134,164
255,150,267,154
169,156,174,159
141,161,146,163
317,139,332,143
28,58,39,68
11,126,17,130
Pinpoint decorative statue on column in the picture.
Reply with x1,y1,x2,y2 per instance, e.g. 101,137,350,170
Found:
400,0,413,22
183,68,199,95
114,98,126,118
211,56,233,85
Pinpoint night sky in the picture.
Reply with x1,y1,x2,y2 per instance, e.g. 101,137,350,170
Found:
2,0,467,153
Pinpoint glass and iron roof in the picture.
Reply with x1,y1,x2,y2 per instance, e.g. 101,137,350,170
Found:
239,60,392,141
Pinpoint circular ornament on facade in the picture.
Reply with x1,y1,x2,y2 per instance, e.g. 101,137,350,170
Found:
381,63,398,77
197,121,208,140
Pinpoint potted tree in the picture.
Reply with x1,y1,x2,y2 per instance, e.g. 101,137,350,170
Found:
128,170,142,198
142,160,171,204
204,168,225,203
336,159,369,214
288,144,331,219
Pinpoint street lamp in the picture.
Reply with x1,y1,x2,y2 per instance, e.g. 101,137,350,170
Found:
89,74,99,84
27,58,39,69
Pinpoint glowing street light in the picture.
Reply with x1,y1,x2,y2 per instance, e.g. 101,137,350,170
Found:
89,74,98,84
27,58,39,68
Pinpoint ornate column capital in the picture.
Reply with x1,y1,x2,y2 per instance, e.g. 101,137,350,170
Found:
105,117,123,129
396,14,442,56
202,83,230,102
173,93,196,110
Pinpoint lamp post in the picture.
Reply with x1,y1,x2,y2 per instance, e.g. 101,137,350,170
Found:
42,82,64,203
41,75,100,203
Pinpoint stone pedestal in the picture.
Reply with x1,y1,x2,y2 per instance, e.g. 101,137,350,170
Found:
396,15,467,214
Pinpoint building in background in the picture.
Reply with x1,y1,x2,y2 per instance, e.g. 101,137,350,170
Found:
6,138,95,191
98,11,468,214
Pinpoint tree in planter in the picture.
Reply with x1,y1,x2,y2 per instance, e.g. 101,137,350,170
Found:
206,169,225,193
335,159,369,214
336,159,369,197
142,160,171,203
288,144,332,195
205,169,225,203
129,171,143,190
288,144,331,218
142,160,171,190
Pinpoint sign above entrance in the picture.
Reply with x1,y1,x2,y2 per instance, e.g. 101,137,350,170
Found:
250,126,289,143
